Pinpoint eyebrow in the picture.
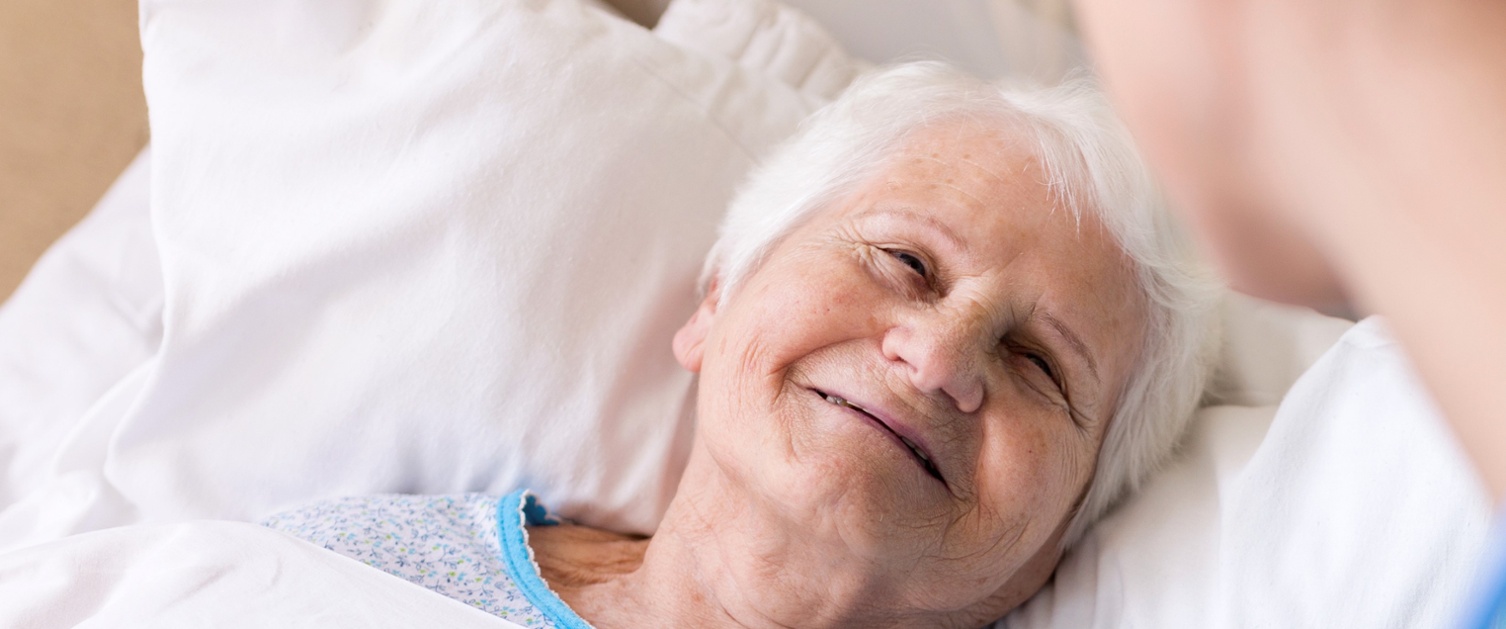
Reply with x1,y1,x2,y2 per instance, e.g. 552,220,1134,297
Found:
1039,310,1101,385
867,207,970,253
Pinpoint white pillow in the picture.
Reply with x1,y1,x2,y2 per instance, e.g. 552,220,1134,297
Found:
654,0,860,100
775,0,1085,82
0,149,159,508
0,0,849,550
1004,313,1493,629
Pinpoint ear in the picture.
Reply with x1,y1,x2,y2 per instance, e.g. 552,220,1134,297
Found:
672,277,722,373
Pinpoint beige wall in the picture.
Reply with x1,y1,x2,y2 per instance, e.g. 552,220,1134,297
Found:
0,0,148,302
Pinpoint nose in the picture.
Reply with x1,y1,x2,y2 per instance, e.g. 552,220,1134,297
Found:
880,309,987,414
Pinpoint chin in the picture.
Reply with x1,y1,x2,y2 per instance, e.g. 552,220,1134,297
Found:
767,454,944,556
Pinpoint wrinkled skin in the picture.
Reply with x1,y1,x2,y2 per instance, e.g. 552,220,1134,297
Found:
656,118,1148,627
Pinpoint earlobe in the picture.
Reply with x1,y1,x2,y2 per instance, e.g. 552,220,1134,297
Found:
672,278,722,373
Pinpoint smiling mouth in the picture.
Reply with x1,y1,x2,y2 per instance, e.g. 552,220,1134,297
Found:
813,389,946,484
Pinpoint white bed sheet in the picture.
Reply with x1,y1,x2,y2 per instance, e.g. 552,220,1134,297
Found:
0,519,516,628
0,148,158,508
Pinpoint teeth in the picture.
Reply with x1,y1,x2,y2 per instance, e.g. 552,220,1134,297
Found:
900,436,930,462
819,390,937,474
825,388,939,481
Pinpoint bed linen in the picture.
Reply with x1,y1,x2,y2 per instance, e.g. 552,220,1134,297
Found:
1,0,1493,626
0,0,855,554
0,519,519,628
1004,315,1493,629
776,0,1082,82
0,149,158,510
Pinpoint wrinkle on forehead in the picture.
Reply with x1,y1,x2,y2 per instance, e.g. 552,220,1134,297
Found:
866,118,1124,285
885,122,1078,229
906,153,1016,189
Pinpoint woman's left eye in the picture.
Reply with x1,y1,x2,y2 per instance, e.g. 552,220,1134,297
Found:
888,250,928,278
1026,353,1058,386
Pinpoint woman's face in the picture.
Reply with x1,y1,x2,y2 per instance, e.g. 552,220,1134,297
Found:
674,120,1148,619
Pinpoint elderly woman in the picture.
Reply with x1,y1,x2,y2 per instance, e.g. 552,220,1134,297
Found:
262,62,1219,628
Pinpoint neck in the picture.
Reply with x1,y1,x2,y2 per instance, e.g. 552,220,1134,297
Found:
537,442,986,628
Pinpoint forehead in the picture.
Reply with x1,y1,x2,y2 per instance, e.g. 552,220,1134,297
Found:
844,118,1116,270
873,118,1051,222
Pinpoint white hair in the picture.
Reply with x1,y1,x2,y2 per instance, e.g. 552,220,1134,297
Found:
701,61,1222,547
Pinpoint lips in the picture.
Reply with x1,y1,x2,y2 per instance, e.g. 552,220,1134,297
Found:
813,388,946,485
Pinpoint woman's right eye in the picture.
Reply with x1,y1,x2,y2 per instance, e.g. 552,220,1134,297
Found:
888,250,928,279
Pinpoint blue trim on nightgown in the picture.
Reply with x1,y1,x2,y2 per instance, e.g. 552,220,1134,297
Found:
1463,512,1506,629
496,490,595,629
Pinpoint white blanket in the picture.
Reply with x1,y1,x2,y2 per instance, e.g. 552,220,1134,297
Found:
0,520,516,628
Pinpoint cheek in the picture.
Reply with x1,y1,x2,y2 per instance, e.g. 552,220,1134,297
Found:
902,420,1090,608
715,253,886,380
974,416,1094,539
694,253,883,455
